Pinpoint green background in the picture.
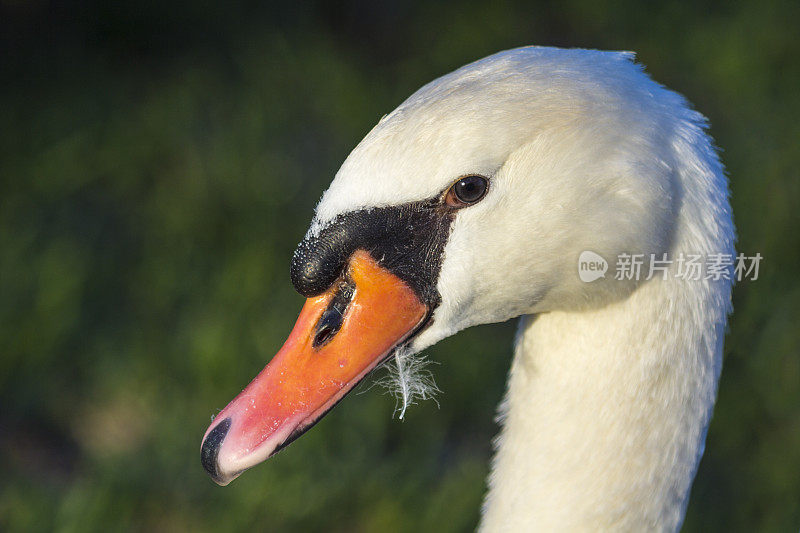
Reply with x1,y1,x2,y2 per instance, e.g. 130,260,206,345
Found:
1,1,798,531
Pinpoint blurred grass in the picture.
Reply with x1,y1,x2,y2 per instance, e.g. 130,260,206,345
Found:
0,1,798,531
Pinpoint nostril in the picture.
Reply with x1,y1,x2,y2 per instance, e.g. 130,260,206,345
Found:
312,279,356,349
312,309,343,348
201,417,231,481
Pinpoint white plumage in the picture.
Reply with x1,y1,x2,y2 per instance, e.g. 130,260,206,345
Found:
310,46,734,531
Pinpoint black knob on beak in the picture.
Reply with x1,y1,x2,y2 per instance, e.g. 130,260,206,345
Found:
291,219,356,297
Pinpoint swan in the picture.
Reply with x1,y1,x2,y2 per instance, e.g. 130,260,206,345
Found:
200,46,734,531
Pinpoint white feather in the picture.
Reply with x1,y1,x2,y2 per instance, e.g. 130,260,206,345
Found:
375,347,440,420
313,46,734,531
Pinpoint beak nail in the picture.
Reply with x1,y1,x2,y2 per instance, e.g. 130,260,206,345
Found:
201,417,231,484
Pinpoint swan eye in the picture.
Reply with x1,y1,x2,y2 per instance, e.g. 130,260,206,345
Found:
446,175,488,207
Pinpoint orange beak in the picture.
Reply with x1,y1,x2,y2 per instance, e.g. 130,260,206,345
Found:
200,250,428,485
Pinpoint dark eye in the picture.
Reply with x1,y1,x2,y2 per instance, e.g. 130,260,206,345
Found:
445,175,489,207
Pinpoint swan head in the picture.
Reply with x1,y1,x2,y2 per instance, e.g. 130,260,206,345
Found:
201,46,684,485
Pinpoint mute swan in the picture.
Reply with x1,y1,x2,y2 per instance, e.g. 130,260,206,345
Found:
201,46,734,531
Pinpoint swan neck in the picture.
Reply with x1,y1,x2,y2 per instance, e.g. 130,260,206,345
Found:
480,270,729,531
